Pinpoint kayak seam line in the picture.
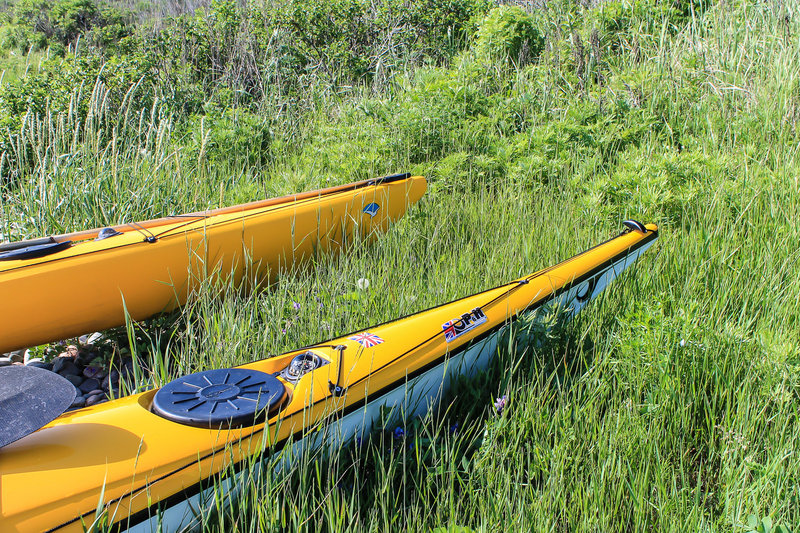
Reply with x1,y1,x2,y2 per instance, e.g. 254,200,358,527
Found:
151,185,378,239
1,191,348,273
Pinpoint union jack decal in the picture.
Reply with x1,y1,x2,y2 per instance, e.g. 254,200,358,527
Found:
349,332,385,348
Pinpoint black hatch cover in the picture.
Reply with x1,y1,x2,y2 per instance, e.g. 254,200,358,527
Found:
151,368,286,429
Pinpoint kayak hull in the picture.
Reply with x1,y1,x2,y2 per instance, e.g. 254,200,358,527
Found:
0,175,427,353
0,222,657,532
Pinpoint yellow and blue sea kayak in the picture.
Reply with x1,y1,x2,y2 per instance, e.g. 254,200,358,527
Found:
0,220,657,532
0,173,427,353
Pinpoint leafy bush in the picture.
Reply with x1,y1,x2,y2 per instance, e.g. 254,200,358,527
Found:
185,107,272,171
403,0,493,58
50,0,98,42
474,5,544,66
580,147,731,224
273,0,491,85
3,0,132,50
0,20,47,51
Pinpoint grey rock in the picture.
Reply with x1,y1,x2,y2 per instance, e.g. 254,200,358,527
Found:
56,363,81,377
64,374,84,387
82,365,105,380
7,350,24,363
87,389,103,396
26,360,52,370
108,369,120,383
53,357,77,374
85,394,106,406
79,378,101,394
0,357,11,367
86,332,104,345
70,396,86,408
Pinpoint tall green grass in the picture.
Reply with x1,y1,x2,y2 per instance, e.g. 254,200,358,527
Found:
3,0,800,530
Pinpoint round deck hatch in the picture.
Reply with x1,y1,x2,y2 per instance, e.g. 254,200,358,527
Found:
152,368,285,428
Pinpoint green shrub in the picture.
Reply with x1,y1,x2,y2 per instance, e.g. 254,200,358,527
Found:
273,0,491,86
50,0,99,43
580,146,731,224
4,0,132,51
13,0,50,28
186,107,272,171
404,0,493,58
0,21,47,51
474,5,544,66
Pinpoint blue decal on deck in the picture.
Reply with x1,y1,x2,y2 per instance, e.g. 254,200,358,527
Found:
363,203,380,217
441,307,487,342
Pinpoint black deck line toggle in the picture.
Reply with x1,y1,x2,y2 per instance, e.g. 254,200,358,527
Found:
329,345,348,397
367,172,411,186
622,220,647,233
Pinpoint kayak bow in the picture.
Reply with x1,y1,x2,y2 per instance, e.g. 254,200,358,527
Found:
0,221,658,532
0,173,427,353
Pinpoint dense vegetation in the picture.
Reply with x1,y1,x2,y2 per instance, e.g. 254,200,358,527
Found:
1,0,798,531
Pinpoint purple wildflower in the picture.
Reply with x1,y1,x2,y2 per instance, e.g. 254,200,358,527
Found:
393,426,405,440
449,422,460,435
494,394,509,416
292,301,301,311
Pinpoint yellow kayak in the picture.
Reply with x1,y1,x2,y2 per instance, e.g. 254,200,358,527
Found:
0,221,657,532
0,173,427,353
